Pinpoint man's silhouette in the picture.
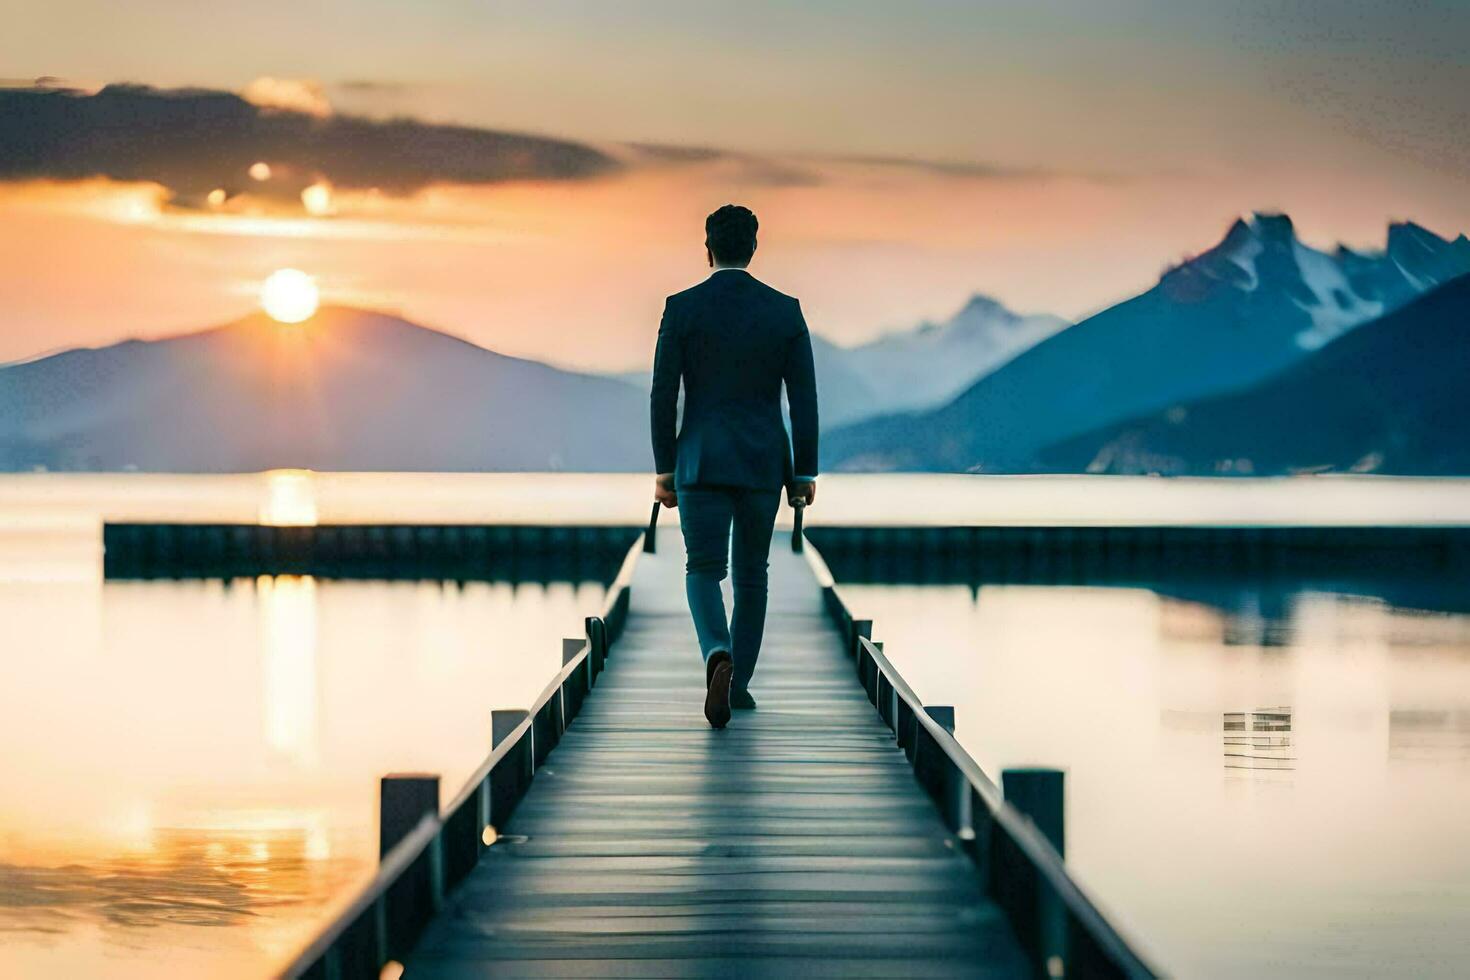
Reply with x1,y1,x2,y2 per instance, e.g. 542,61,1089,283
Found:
650,204,819,729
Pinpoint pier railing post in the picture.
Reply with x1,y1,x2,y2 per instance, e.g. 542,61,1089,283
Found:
380,774,439,858
924,705,956,735
586,615,608,676
561,636,589,723
492,709,530,751
851,619,872,661
915,706,964,834
1003,767,1067,978
378,774,441,965
490,709,532,827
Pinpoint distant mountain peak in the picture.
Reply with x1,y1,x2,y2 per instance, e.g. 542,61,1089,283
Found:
1246,211,1296,244
1387,219,1448,246
1172,212,1468,347
1219,212,1296,250
190,305,498,363
953,292,1015,322
869,292,1049,346
1,305,651,473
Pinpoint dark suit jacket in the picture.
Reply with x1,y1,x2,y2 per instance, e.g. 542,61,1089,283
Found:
651,269,819,490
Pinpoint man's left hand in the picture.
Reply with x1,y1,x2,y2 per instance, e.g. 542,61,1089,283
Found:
788,480,816,508
654,473,678,509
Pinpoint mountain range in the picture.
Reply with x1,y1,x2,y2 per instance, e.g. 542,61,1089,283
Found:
1038,273,1470,476
822,215,1470,472
4,213,1466,475
0,307,649,472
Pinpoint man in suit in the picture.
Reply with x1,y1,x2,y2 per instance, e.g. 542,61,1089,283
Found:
650,204,819,729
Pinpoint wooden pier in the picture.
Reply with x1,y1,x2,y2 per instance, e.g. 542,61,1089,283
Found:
402,530,1029,978
272,521,1153,980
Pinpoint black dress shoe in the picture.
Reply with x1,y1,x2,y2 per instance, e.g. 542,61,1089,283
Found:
704,650,733,729
730,687,757,710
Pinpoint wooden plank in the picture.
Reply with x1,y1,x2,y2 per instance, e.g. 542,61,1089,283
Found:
406,531,1028,979
409,956,1012,979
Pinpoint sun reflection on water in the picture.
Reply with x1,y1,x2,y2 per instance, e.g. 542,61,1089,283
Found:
259,470,318,526
259,575,320,766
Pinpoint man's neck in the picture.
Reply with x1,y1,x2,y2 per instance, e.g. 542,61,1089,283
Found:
711,264,748,274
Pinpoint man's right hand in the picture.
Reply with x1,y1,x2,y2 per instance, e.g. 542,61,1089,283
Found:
654,473,679,509
788,480,816,508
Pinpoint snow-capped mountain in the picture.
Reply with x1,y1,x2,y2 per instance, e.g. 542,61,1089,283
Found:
1205,214,1470,351
1039,272,1470,476
823,214,1470,472
837,294,1068,415
0,307,651,472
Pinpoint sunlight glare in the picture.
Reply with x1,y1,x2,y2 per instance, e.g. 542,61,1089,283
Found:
248,161,272,181
260,574,320,765
301,181,334,216
260,469,319,526
260,268,320,323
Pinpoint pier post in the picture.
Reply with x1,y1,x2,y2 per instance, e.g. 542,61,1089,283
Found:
561,636,590,723
492,708,530,749
378,773,442,965
916,706,964,834
924,705,956,734
1001,768,1064,855
490,709,533,826
586,615,609,677
379,774,439,858
1003,767,1066,978
851,619,872,660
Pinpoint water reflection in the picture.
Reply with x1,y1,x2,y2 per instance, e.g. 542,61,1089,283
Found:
0,827,359,933
261,575,321,765
837,578,1470,978
259,469,319,526
1389,709,1470,763
1223,707,1295,773
0,557,608,978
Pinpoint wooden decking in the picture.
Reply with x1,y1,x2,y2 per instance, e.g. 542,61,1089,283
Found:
405,530,1028,978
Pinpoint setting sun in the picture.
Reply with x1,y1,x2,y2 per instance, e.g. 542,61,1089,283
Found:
260,268,319,323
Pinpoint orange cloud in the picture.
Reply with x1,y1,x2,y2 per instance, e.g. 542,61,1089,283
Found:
240,77,332,117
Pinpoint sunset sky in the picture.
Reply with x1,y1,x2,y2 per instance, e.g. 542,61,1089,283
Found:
3,0,1468,370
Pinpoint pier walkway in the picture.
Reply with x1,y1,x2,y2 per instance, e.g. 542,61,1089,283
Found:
404,530,1027,978
266,520,1157,980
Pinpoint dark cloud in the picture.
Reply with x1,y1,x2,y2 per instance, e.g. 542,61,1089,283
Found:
819,152,1145,184
0,83,620,205
334,79,418,94
622,142,823,188
829,153,1041,179
622,142,1091,187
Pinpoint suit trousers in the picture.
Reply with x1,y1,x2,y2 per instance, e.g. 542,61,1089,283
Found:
676,485,782,692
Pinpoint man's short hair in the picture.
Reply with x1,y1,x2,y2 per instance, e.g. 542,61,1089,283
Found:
705,205,758,266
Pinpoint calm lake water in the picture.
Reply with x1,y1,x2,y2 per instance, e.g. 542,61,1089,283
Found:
837,577,1470,978
0,475,624,979
3,472,1469,978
